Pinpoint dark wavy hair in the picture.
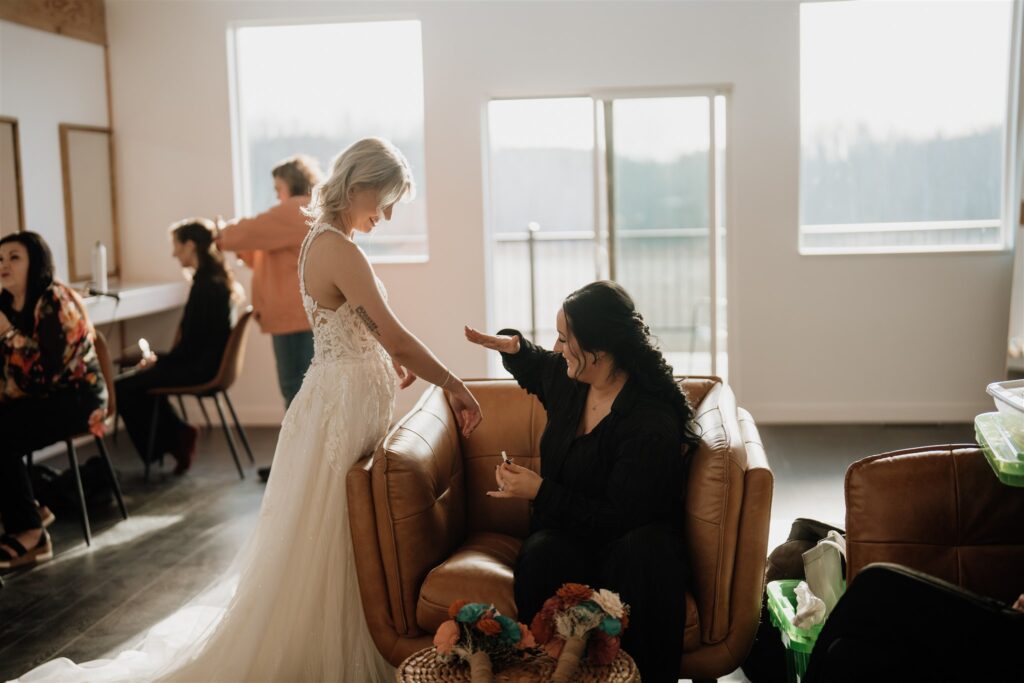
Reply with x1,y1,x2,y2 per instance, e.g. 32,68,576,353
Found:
169,218,236,293
562,280,701,450
0,231,56,332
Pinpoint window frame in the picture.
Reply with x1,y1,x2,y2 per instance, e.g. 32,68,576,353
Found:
482,86,733,379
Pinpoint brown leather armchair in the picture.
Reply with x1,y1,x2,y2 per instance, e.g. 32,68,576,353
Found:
347,377,774,680
845,444,1024,603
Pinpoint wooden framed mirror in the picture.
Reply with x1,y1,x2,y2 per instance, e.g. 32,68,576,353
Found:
0,116,25,237
60,123,120,282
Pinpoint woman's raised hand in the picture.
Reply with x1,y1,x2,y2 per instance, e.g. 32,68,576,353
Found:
464,326,520,355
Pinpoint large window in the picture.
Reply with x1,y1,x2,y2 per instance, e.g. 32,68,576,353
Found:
487,94,728,378
800,1,1013,253
231,20,427,261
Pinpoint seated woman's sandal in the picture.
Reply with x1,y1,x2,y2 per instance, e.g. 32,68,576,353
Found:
36,501,55,528
0,531,53,569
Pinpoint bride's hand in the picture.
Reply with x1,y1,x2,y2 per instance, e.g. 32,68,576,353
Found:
392,358,417,389
464,326,520,355
446,382,482,438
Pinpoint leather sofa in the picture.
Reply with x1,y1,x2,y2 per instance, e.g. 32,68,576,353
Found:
347,376,774,679
845,444,1024,604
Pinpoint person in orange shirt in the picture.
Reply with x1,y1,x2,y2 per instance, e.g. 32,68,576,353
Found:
216,155,323,481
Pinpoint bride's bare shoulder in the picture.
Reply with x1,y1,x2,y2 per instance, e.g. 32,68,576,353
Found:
305,231,374,291
308,230,365,265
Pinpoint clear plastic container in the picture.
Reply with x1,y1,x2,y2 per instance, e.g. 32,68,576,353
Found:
975,412,1024,487
766,580,824,683
986,380,1024,443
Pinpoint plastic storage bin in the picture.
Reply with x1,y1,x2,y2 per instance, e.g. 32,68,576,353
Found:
975,412,1024,487
766,580,824,683
986,380,1024,444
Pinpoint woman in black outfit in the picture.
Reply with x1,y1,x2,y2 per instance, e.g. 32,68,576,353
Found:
116,218,238,474
465,280,701,683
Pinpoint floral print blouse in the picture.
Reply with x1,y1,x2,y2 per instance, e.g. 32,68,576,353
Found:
1,283,109,436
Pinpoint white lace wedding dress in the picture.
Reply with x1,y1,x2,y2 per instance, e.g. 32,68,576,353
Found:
14,223,397,683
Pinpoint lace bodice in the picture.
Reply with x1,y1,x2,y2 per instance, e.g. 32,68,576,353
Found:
299,223,391,364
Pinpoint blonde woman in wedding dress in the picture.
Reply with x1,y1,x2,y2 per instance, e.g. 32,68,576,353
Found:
13,138,483,683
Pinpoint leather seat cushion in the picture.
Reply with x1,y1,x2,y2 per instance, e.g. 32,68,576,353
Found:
416,532,703,646
417,532,522,632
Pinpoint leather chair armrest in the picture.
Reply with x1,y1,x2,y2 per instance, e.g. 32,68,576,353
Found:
366,386,468,637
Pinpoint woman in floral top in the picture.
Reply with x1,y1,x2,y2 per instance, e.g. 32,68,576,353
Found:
0,231,108,569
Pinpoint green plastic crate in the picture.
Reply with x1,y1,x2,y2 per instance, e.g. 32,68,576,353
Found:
975,412,1024,487
766,580,824,683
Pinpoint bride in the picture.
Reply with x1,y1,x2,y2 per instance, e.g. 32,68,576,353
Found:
15,138,483,683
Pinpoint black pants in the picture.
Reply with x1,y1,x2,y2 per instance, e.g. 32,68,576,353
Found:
514,524,689,683
115,363,201,463
804,563,1024,682
1,391,92,534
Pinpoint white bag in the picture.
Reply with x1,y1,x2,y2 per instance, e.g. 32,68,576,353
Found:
801,529,846,617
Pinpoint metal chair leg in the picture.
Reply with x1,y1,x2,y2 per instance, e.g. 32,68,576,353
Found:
176,395,188,422
65,439,92,546
145,398,160,482
197,397,213,429
213,394,245,479
223,391,254,464
95,436,128,520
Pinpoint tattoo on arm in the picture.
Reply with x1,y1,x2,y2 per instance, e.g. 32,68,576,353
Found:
354,305,381,336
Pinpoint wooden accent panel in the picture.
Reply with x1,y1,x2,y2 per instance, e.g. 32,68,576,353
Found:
0,116,25,235
0,0,107,46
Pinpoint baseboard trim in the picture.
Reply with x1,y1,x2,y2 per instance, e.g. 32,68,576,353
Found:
232,406,286,426
744,400,988,424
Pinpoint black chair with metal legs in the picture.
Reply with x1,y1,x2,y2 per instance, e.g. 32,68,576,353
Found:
27,332,129,545
144,307,256,481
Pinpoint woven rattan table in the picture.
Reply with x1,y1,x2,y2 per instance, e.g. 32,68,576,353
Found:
396,648,640,682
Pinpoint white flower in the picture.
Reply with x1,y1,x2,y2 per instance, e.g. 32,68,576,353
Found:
591,589,626,619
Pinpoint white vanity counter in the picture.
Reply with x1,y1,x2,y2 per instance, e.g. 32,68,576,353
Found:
81,281,189,324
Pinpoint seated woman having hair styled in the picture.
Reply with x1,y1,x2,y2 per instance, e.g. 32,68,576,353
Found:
116,218,241,474
0,231,108,569
465,280,700,683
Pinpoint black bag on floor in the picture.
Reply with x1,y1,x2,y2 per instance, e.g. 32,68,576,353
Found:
31,456,114,513
741,518,846,683
804,563,1024,682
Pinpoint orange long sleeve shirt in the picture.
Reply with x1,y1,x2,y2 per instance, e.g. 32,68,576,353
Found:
217,196,311,335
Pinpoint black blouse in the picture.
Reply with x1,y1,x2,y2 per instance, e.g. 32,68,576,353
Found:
163,268,233,380
499,329,689,544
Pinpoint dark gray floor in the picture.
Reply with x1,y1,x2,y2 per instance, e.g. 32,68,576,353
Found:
0,421,976,682
0,427,274,681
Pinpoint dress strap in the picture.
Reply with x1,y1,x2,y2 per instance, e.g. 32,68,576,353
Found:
318,224,347,237
299,222,349,310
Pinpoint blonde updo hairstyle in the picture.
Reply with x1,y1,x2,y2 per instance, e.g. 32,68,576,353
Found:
303,137,415,226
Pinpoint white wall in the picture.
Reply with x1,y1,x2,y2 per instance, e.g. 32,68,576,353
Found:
105,0,1015,425
0,20,109,280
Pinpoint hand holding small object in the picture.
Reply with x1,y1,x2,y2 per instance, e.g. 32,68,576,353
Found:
136,338,157,369
488,460,541,500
